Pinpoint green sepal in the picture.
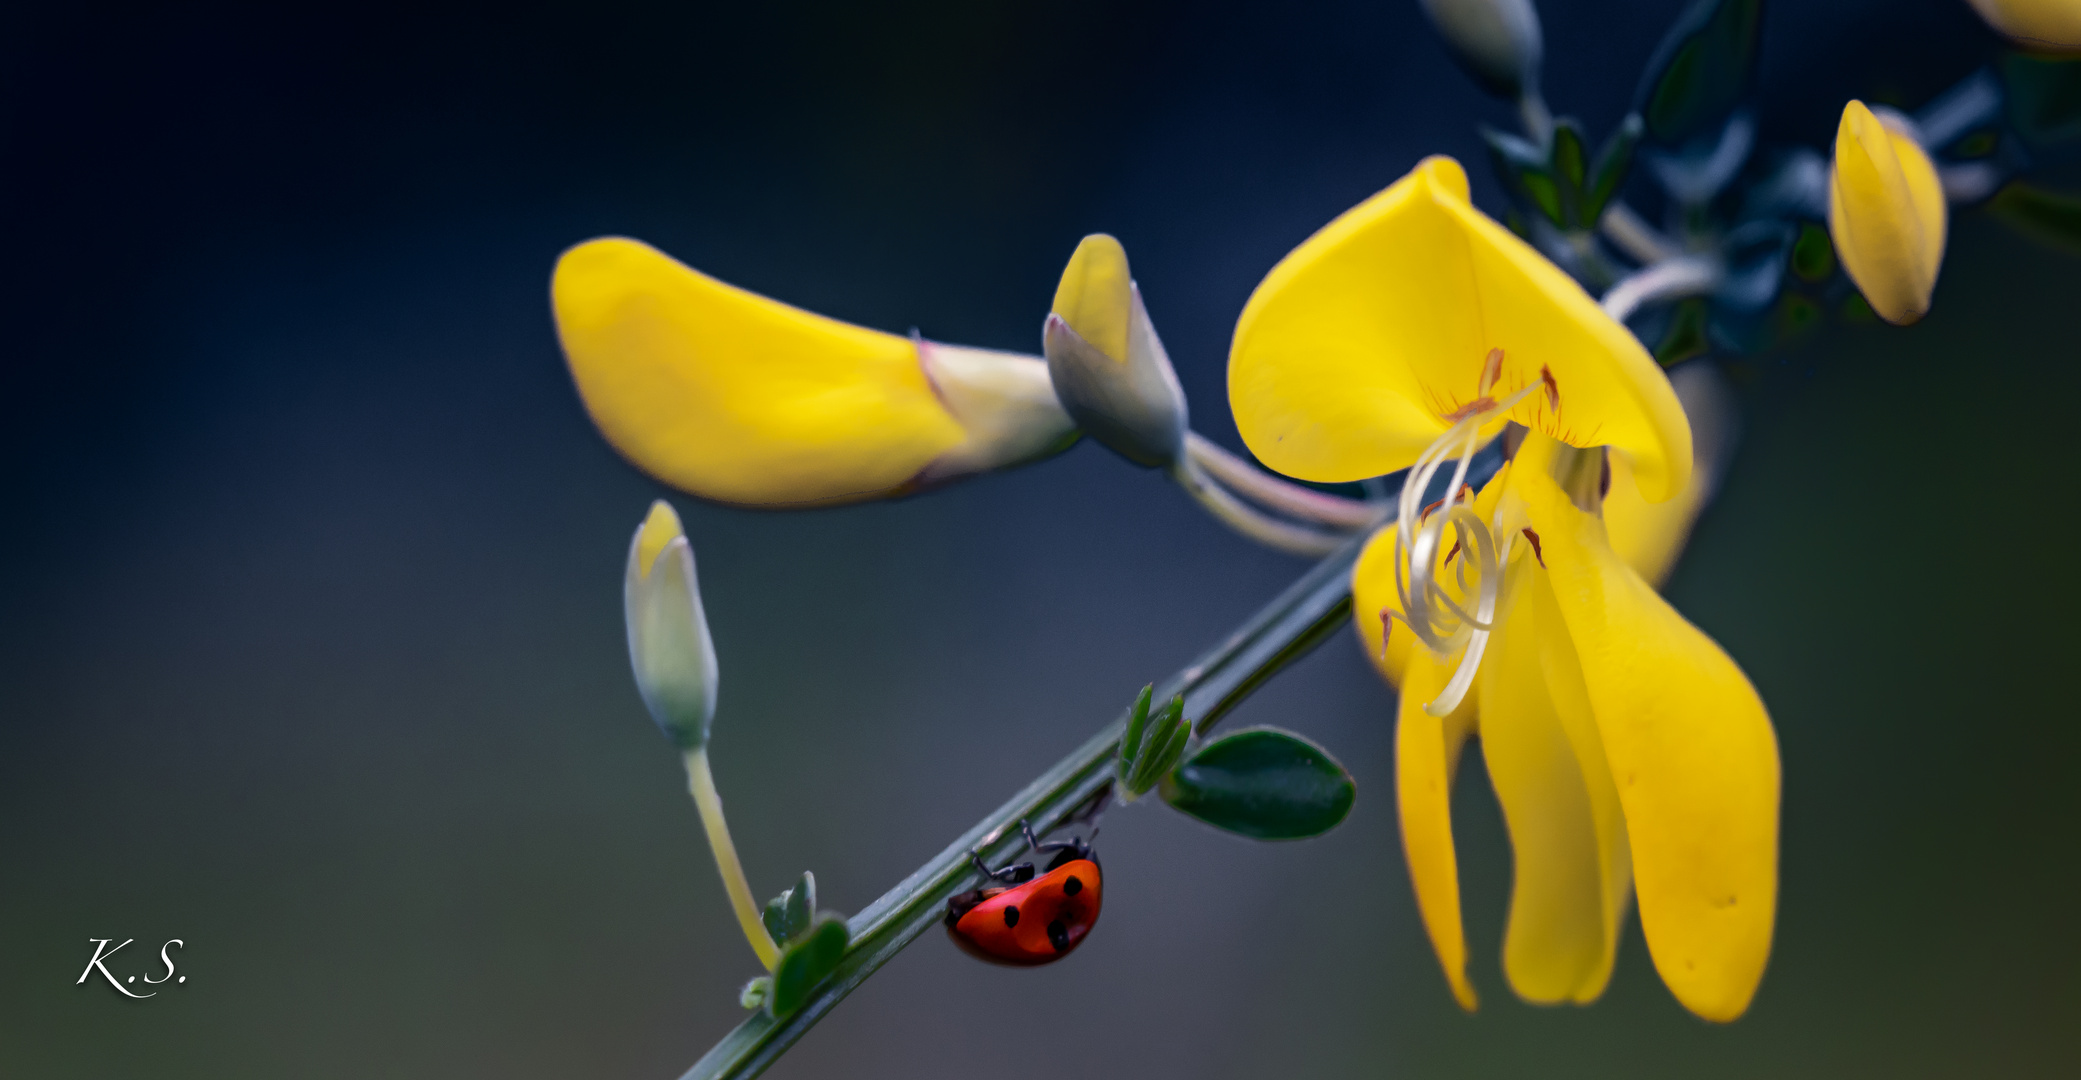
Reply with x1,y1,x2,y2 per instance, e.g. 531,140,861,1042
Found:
761,871,817,947
1582,113,1642,224
1158,726,1356,840
767,916,849,1020
1634,0,1763,145
1988,182,2081,255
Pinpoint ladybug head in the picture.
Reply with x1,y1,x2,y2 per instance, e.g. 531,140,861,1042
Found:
1042,836,1096,872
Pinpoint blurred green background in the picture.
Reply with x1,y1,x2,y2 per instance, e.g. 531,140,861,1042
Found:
3,1,2077,1077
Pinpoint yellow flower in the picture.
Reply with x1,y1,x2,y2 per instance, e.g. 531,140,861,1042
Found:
553,237,1077,507
1829,100,1947,326
1966,0,2081,51
1230,156,1778,1022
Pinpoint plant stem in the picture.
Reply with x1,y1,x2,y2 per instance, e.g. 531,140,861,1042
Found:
685,747,781,972
678,533,1369,1080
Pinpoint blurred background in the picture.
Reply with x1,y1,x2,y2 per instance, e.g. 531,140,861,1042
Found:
4,0,2078,1076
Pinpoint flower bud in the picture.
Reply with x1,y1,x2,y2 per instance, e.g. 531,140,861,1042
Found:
1042,235,1188,468
554,237,1076,508
1966,0,2081,52
624,500,718,749
1419,0,1544,101
1828,101,1947,326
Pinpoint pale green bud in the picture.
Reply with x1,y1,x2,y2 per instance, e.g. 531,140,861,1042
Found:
1419,0,1544,101
624,500,718,749
1042,234,1189,468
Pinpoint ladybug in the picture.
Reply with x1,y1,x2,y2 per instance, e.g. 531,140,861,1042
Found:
944,822,1102,966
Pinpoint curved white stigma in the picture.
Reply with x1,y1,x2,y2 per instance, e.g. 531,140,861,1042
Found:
1387,352,1542,718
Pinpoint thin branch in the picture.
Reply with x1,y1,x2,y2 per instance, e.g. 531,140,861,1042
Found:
678,534,1368,1080
1598,201,1682,266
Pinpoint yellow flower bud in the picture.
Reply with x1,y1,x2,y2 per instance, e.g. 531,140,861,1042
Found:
1042,234,1189,467
625,500,717,749
1828,101,1947,326
1966,0,2081,51
554,237,1076,507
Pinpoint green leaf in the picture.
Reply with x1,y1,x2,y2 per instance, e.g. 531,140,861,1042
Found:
767,917,848,1020
1482,127,1562,227
2002,54,2081,147
1654,298,1713,366
1122,694,1190,799
1158,727,1355,840
762,872,817,947
1119,684,1152,776
1635,0,1762,144
1583,113,1643,223
1790,223,1833,282
1988,182,2081,254
1551,120,1588,226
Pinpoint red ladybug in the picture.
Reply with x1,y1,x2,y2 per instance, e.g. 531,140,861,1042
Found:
945,823,1101,966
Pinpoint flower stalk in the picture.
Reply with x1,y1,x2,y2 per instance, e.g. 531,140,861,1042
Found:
685,748,781,971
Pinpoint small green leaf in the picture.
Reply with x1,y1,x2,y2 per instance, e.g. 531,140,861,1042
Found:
1654,298,1713,366
1988,182,2081,255
1582,113,1643,223
1119,684,1153,777
1551,120,1588,226
762,872,817,947
738,976,772,1010
768,916,848,1020
1159,727,1355,840
1123,694,1190,799
1635,0,1762,144
1482,127,1562,227
1790,223,1834,282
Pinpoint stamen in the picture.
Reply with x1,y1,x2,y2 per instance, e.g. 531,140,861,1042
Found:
1521,528,1545,567
1394,354,1548,717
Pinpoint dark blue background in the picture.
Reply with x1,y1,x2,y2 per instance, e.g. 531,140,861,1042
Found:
5,2,2076,1077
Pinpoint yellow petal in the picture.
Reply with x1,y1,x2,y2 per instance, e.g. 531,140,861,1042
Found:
1514,433,1779,1021
1477,555,1633,1004
1829,101,1947,326
1395,649,1481,1011
1602,363,1735,587
1230,155,1691,502
1967,0,2081,50
1050,234,1133,364
554,237,966,507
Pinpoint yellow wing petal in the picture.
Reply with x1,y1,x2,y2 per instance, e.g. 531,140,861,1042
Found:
1478,556,1633,1004
1396,650,1481,1011
1966,0,2081,50
552,237,967,507
1230,155,1691,501
1829,102,1946,326
1515,433,1779,1022
1601,362,1735,587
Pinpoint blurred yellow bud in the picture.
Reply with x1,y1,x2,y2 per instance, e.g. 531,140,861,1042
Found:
1042,234,1189,467
554,237,1076,508
1966,0,2081,51
1828,101,1947,326
1419,0,1544,100
625,500,717,749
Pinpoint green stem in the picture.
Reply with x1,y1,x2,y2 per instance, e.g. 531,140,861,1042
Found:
686,747,781,971
678,534,1367,1080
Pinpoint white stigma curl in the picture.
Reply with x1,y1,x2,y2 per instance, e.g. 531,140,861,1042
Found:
1387,350,1544,718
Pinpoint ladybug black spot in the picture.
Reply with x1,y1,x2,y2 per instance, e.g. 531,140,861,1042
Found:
1003,906,1020,928
1063,876,1083,896
1047,919,1069,951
